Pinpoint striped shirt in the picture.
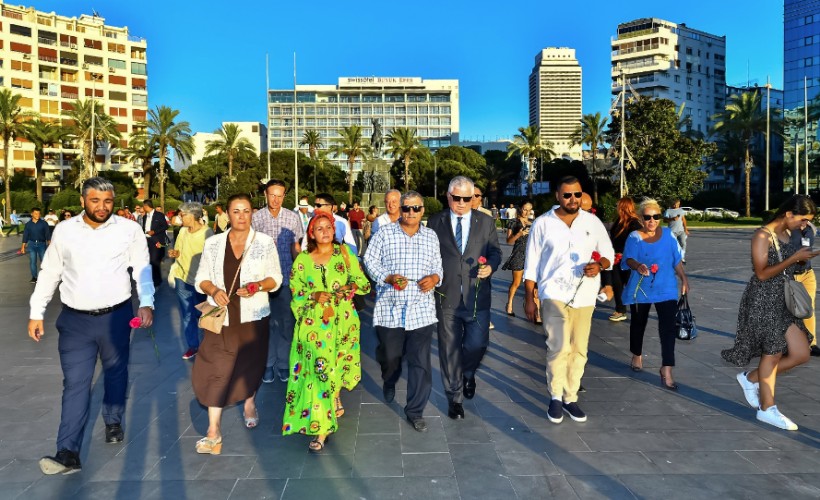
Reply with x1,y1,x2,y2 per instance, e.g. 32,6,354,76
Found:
364,222,443,330
252,207,305,286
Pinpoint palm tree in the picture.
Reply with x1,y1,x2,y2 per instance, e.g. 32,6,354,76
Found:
0,89,31,212
143,106,194,210
506,125,553,199
124,129,160,199
66,98,121,184
328,125,371,204
21,120,69,202
300,129,324,193
385,127,422,191
204,123,255,178
569,112,608,204
712,91,782,217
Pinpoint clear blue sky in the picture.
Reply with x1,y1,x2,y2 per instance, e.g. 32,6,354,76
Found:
33,0,784,141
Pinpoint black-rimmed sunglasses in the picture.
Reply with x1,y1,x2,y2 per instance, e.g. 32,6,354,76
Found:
561,192,583,199
401,205,423,213
314,202,332,208
643,214,662,221
449,194,472,203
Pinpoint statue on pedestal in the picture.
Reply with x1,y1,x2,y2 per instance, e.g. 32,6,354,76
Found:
370,118,383,159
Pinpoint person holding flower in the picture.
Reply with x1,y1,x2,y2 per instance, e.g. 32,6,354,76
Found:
606,198,643,322
192,194,282,455
284,211,371,451
622,198,689,389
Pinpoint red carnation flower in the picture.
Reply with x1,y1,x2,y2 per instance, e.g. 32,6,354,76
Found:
591,251,601,262
613,253,622,265
129,317,142,329
478,256,487,266
650,264,659,274
246,282,259,294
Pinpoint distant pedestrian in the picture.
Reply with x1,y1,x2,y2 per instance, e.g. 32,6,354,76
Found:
371,189,401,236
348,201,366,256
664,199,689,263
141,200,169,287
44,209,58,238
472,186,492,217
213,203,229,234
21,208,50,283
6,209,21,235
296,198,311,232
790,220,819,357
29,177,155,475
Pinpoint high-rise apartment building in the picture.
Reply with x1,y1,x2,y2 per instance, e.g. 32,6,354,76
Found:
267,77,459,170
177,122,268,170
611,18,726,136
784,0,820,111
0,1,148,194
528,48,582,159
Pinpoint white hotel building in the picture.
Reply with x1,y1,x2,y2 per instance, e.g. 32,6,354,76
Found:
0,1,148,194
528,48,583,159
267,77,459,170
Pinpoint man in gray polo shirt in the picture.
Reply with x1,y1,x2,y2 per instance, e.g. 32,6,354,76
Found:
663,199,689,263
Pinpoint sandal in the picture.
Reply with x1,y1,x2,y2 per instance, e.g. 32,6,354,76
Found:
195,435,222,455
243,408,259,429
309,435,329,453
334,397,345,418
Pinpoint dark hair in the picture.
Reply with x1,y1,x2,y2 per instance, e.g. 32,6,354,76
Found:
369,205,378,214
215,203,224,209
557,176,580,189
264,178,287,191
142,199,154,209
771,194,816,222
227,193,252,210
31,207,42,213
81,176,115,197
315,192,336,205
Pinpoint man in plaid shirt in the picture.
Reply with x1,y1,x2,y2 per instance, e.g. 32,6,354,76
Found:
364,191,443,433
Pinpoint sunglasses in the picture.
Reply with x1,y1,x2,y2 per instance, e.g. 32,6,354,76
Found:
643,214,662,221
474,194,482,198
401,205,423,213
561,192,583,199
314,202,331,208
449,194,472,203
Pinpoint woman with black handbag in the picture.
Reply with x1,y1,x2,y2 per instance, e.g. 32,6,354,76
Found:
722,194,819,430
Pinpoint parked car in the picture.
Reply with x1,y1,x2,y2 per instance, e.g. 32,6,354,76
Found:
679,206,703,217
17,212,32,225
704,207,739,219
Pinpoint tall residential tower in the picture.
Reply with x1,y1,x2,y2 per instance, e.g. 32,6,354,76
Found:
528,48,582,159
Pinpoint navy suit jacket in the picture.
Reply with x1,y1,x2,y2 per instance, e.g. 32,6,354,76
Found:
143,210,169,248
427,210,502,311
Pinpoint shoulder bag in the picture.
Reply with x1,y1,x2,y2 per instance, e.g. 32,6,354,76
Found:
767,228,813,319
675,293,697,340
196,232,256,333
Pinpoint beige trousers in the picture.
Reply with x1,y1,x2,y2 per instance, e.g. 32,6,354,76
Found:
540,300,594,403
795,270,817,344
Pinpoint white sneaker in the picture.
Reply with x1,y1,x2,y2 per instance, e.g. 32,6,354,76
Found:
736,371,759,409
756,405,798,431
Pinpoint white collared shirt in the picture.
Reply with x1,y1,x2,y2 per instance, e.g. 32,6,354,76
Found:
523,208,614,308
29,213,155,320
449,209,472,253
143,209,154,233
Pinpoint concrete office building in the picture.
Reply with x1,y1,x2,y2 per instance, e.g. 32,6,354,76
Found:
267,77,459,170
528,48,582,159
0,1,148,194
611,18,726,137
177,121,267,170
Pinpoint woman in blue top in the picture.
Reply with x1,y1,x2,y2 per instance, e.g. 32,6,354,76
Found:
622,199,689,390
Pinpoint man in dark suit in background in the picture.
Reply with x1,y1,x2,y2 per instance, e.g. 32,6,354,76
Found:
427,176,502,420
141,199,169,287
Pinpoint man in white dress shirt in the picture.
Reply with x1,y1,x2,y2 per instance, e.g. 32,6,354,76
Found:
524,176,613,425
370,189,401,236
28,177,155,475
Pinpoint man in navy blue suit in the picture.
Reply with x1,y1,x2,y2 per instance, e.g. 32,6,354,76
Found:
141,200,169,287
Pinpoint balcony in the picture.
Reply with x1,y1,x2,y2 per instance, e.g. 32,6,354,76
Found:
38,37,57,45
39,55,58,63
132,85,147,91
2,9,23,20
61,92,78,99
60,58,78,66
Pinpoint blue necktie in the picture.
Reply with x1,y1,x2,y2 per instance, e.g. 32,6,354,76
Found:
455,217,463,254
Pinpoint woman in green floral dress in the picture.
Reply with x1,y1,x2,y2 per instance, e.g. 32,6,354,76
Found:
282,212,370,451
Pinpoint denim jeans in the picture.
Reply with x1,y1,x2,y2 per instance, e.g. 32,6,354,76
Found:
27,241,46,279
174,278,205,350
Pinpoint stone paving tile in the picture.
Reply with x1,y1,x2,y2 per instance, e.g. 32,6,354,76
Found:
737,450,820,474
577,431,683,452
497,450,556,476
227,478,288,499
546,450,661,476
508,475,579,499
565,475,638,500
352,433,403,478
401,452,455,477
643,450,762,474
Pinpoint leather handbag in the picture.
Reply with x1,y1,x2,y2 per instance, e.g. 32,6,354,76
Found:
675,293,697,340
196,232,255,333
768,229,813,320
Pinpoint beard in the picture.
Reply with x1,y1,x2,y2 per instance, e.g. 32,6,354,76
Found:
562,205,580,214
85,208,113,224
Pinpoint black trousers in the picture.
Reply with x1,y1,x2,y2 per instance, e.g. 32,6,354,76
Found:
611,268,631,314
629,300,678,366
148,246,164,286
437,304,491,404
55,302,132,453
376,324,435,419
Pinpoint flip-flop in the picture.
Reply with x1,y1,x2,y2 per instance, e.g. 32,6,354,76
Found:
243,408,259,429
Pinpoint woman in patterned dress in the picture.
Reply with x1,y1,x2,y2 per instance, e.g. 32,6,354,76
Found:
502,202,537,319
722,194,818,430
283,212,371,451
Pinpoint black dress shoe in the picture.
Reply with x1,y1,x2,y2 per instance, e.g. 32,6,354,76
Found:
811,345,820,357
383,385,395,403
39,449,82,475
463,377,476,399
448,402,465,419
105,423,124,444
407,415,428,432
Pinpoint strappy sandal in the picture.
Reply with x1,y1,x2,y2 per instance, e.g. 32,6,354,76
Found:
195,435,222,455
334,397,345,418
243,408,259,429
308,435,329,453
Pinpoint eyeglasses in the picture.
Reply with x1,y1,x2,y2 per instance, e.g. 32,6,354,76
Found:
314,202,331,208
561,192,583,199
449,194,472,203
401,205,423,213
643,214,662,221
474,194,482,198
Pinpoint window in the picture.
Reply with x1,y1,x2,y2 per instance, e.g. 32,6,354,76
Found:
10,78,32,89
40,100,58,114
13,150,34,161
430,94,449,102
131,62,146,75
84,39,102,50
10,60,32,72
674,75,680,83
686,77,693,85
806,57,814,67
10,24,31,37
687,92,692,100
110,91,127,101
108,58,126,70
132,94,147,106
109,107,128,117
10,41,31,54
109,75,126,85
107,42,125,54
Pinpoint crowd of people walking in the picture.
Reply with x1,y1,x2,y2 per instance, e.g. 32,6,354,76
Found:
22,174,820,475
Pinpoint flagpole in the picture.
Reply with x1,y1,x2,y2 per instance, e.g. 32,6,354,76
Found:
265,53,271,182
804,76,809,195
293,52,298,202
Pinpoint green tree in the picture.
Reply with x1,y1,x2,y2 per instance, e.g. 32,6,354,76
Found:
569,112,608,204
299,129,324,193
606,98,713,203
66,98,121,184
329,125,371,204
143,106,194,210
124,129,160,199
20,119,69,202
712,91,782,216
507,125,554,199
204,123,256,178
0,89,33,213
385,127,423,191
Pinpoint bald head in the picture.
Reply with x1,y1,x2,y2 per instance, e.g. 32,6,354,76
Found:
580,193,593,212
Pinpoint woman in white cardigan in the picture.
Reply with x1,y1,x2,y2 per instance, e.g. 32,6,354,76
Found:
192,194,283,455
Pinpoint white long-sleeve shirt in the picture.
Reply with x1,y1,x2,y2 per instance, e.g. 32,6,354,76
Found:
523,208,614,308
29,214,155,320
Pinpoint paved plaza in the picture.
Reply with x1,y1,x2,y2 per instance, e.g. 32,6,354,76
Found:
2,228,820,499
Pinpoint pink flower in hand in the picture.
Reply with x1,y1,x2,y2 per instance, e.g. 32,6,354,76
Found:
129,317,142,329
650,264,659,274
246,282,259,294
591,251,601,262
478,256,487,266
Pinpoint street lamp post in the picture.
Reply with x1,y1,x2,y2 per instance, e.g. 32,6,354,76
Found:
765,78,771,211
